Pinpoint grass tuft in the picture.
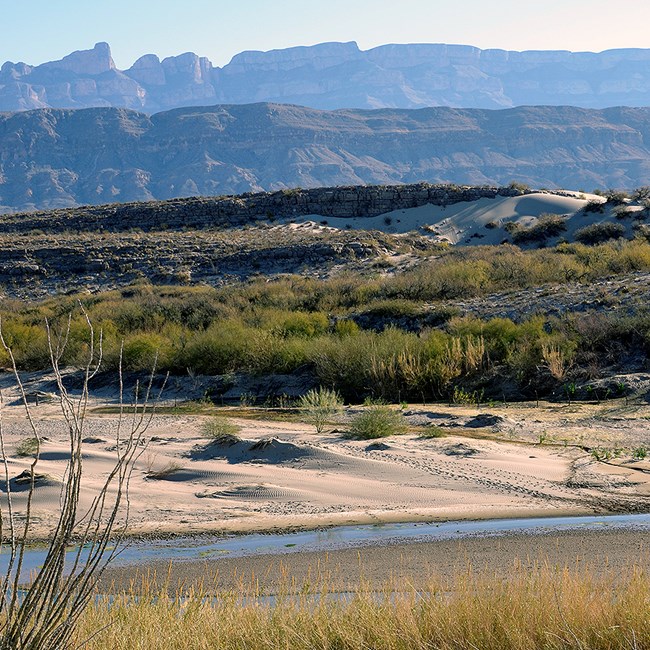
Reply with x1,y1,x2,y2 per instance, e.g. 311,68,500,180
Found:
347,406,408,439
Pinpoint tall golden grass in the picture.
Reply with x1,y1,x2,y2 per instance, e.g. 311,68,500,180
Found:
74,564,649,649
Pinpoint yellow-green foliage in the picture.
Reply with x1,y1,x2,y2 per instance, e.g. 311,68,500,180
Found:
1,238,650,401
74,566,650,650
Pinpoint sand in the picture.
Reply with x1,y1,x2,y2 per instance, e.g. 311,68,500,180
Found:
284,191,603,245
1,393,649,541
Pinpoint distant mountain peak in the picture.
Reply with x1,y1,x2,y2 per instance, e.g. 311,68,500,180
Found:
40,42,115,76
3,41,650,114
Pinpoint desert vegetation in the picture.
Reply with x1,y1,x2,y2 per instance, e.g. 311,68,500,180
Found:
0,238,649,403
71,565,650,650
0,315,162,649
347,404,408,439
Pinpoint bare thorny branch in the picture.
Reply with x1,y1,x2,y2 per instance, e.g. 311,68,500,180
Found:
0,306,166,649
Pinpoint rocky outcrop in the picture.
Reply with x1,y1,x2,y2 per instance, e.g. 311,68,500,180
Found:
1,103,650,213
5,42,650,113
39,42,115,76
0,184,523,233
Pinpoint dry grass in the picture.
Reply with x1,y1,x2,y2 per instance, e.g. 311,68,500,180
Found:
73,564,650,649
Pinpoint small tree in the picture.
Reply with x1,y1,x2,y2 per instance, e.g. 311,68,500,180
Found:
0,310,164,649
299,387,343,434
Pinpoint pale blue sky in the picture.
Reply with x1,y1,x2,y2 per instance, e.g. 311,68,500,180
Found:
3,0,650,68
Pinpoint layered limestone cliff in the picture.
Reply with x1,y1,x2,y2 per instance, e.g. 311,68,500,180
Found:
4,42,650,113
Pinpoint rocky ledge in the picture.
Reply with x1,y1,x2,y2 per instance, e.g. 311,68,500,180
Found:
0,184,525,234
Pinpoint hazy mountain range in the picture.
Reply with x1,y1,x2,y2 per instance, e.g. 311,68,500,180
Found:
4,41,650,113
2,102,650,213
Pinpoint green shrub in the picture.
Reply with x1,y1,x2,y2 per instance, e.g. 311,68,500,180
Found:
511,214,567,244
333,319,360,337
348,406,408,439
419,425,445,439
604,190,629,205
582,200,605,214
15,437,39,458
299,387,343,433
575,222,626,245
201,417,241,442
180,321,251,375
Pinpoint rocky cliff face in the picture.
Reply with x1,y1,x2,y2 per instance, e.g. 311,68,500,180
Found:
4,42,650,113
1,103,650,213
0,184,523,233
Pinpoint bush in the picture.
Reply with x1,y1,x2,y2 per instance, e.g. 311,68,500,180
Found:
582,200,605,214
201,417,241,442
508,181,530,193
348,406,408,439
511,214,567,244
120,332,174,371
604,190,629,205
419,425,445,439
631,186,650,201
299,387,343,433
633,224,650,243
15,437,39,458
574,222,626,245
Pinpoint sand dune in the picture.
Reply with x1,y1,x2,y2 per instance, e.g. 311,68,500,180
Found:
1,397,648,540
288,192,601,245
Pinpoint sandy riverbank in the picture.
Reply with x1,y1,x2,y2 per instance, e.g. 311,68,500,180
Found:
1,395,649,541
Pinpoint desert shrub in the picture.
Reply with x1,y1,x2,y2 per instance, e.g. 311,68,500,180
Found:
262,310,329,338
15,437,39,458
633,223,650,242
180,320,251,374
604,189,629,205
348,405,408,439
146,460,184,480
632,186,650,201
311,329,420,401
201,417,241,441
246,331,309,375
508,181,530,193
333,319,360,336
0,322,50,370
119,332,175,372
448,316,520,364
419,425,445,438
582,200,605,213
575,222,626,244
511,214,567,244
299,387,343,433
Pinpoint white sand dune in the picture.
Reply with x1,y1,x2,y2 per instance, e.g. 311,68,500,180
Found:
286,192,602,245
1,401,648,539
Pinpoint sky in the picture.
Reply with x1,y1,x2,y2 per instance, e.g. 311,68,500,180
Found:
2,0,650,69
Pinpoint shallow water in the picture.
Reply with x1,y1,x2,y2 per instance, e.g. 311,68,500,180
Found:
3,512,650,580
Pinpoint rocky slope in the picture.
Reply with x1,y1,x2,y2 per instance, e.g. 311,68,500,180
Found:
2,103,650,213
5,42,650,113
1,182,648,301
